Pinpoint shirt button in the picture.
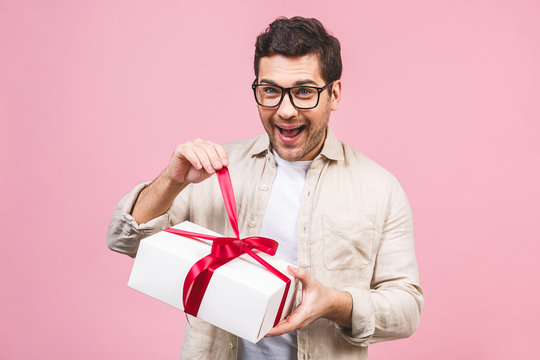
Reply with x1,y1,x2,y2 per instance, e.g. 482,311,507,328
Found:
261,184,269,191
249,221,256,227
228,342,234,349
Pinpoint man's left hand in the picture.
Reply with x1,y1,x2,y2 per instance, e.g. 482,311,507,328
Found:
266,266,353,337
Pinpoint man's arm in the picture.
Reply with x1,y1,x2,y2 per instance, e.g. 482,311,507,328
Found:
267,176,423,345
340,177,423,345
107,139,229,256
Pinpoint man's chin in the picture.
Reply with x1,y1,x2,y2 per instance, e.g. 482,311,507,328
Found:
271,144,301,161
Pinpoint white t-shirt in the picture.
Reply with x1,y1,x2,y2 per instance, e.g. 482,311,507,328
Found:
238,151,312,360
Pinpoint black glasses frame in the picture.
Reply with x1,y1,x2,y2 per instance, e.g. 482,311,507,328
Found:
252,80,335,110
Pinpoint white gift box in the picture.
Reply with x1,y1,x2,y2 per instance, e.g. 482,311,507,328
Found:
128,221,298,343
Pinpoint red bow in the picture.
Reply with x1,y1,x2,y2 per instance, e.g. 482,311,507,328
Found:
165,167,291,327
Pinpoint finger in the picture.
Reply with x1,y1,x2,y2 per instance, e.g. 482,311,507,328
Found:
287,266,314,288
266,306,310,336
176,144,202,170
191,143,215,174
207,141,229,167
265,314,304,337
200,141,226,170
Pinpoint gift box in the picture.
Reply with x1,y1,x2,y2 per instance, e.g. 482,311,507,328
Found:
128,220,298,343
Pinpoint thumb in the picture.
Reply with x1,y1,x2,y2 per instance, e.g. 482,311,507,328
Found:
287,266,313,287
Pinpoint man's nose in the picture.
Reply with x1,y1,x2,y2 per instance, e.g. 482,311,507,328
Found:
276,93,298,119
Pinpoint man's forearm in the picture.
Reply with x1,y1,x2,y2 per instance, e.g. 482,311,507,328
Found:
326,288,353,329
131,169,187,224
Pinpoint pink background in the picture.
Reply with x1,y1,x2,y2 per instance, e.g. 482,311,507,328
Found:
1,0,539,359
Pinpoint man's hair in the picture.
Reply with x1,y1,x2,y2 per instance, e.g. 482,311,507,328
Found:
254,16,342,85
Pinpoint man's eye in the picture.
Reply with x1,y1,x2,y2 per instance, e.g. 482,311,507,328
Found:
295,87,316,97
263,86,279,95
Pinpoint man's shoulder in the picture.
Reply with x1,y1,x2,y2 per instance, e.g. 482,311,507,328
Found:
341,142,392,175
324,128,396,184
338,140,402,190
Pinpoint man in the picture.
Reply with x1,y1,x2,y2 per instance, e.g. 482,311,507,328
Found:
108,16,423,360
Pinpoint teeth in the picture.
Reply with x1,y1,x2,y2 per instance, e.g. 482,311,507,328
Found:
278,126,302,131
279,125,303,138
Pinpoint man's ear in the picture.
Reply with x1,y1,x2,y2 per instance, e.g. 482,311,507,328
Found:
330,79,342,111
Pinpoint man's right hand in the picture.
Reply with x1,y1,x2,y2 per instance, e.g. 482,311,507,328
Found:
166,138,229,186
131,139,229,225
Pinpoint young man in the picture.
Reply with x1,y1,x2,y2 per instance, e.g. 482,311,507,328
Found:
108,17,423,360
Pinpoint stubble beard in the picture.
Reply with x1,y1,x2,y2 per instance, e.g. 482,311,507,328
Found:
260,104,331,162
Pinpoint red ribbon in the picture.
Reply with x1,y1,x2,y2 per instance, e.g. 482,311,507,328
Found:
164,168,291,327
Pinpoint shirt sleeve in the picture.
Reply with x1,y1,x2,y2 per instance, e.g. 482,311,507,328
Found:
106,182,190,258
336,176,424,346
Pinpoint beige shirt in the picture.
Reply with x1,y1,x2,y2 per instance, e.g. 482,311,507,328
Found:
107,128,424,360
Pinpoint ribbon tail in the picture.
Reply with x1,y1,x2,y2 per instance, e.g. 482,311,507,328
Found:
275,282,291,327
183,254,237,317
243,247,291,327
216,168,240,239
165,228,221,242
183,255,214,316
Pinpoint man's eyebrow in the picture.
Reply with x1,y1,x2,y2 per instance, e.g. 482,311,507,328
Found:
293,79,318,86
258,79,319,86
258,79,279,86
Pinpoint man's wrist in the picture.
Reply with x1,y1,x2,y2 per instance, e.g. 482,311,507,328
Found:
131,170,187,224
326,289,353,329
160,169,187,193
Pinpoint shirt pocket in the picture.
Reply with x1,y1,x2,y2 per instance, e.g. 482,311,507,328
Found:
322,212,376,271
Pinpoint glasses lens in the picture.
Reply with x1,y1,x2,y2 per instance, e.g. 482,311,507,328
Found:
255,85,282,107
291,87,318,109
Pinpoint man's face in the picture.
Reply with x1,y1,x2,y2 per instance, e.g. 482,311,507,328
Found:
256,54,341,161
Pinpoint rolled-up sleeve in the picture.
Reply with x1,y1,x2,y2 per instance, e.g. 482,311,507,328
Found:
337,176,424,346
107,182,173,258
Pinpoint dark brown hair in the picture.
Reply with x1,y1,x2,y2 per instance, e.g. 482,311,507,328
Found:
254,16,342,85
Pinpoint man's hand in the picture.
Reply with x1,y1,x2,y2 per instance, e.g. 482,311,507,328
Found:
166,138,229,186
265,266,353,337
132,139,228,225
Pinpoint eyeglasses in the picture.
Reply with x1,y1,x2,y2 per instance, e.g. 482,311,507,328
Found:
252,80,334,110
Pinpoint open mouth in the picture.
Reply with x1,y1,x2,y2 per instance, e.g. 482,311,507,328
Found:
276,125,305,139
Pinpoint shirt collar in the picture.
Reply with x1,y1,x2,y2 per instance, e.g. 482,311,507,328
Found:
249,126,344,161
249,133,271,156
319,127,344,161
